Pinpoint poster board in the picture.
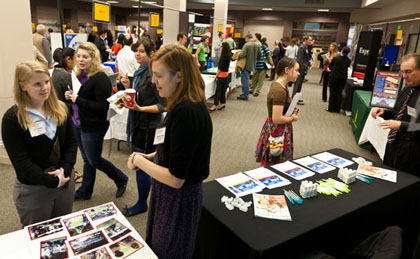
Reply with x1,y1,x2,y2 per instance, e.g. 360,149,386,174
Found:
370,71,401,109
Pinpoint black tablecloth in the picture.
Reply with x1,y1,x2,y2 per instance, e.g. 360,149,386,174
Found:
342,79,369,112
194,149,420,259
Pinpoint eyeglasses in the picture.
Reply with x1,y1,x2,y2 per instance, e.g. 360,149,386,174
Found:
401,70,413,75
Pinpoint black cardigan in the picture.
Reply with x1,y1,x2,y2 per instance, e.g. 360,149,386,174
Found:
75,71,112,131
2,106,77,188
159,101,212,185
329,55,351,80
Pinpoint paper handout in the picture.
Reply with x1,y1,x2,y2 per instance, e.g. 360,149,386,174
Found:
357,164,397,183
294,156,336,174
244,167,291,189
285,93,301,117
311,152,354,168
216,172,265,197
271,161,315,180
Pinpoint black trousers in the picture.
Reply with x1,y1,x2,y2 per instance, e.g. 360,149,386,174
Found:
328,77,346,112
214,77,227,105
384,139,420,177
322,71,330,101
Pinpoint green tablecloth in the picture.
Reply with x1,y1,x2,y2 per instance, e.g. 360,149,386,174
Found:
349,90,373,150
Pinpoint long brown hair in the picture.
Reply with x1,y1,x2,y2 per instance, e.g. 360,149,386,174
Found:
14,61,67,130
150,44,205,111
75,42,104,78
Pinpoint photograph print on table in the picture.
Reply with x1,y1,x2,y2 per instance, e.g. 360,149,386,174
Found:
109,235,144,258
63,214,94,237
27,218,64,240
69,231,109,256
84,203,117,221
80,247,112,259
40,236,68,259
96,218,131,241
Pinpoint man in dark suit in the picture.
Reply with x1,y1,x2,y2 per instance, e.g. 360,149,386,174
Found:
292,35,313,105
327,46,351,112
94,29,108,62
371,53,420,176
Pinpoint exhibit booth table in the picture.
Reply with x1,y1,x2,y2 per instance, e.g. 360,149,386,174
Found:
350,90,373,150
342,78,366,113
0,202,157,258
194,149,420,258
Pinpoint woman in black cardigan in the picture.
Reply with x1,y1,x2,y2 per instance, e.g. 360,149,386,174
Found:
65,42,128,200
2,61,77,226
120,38,167,216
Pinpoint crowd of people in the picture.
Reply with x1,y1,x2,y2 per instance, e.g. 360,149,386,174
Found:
4,23,420,259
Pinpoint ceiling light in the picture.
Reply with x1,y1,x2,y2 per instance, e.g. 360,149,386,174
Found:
317,9,330,12
262,8,273,11
107,1,119,3
132,5,142,8
143,1,157,3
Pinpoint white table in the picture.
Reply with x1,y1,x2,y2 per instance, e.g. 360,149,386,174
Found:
0,202,157,258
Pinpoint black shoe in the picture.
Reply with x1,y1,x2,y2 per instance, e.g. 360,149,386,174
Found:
122,206,148,217
217,105,226,110
74,193,91,201
297,100,304,105
249,91,254,94
116,180,128,198
237,96,248,100
253,93,259,97
325,109,333,113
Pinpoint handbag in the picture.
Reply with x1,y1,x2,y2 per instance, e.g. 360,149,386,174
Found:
267,120,284,156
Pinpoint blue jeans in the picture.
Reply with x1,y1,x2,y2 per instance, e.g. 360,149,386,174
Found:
241,69,250,100
129,144,156,211
74,126,128,198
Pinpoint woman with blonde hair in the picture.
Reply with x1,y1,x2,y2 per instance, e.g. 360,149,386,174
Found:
65,42,128,200
322,42,339,102
255,57,300,166
2,61,77,226
127,44,212,259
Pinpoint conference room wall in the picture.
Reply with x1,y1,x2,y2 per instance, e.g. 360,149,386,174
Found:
243,20,285,48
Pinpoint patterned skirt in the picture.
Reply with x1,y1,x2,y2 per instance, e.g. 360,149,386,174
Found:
255,117,293,166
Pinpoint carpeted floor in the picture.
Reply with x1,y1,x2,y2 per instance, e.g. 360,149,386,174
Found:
0,68,380,238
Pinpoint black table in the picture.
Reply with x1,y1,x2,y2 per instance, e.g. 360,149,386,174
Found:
194,149,420,258
342,79,369,112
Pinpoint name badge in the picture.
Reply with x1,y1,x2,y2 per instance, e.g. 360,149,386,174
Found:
29,121,46,138
153,127,166,145
407,106,417,118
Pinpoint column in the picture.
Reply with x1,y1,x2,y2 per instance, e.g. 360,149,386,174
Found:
163,0,186,45
0,0,34,164
212,0,229,57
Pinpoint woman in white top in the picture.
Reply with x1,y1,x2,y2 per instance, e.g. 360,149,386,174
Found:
285,38,298,59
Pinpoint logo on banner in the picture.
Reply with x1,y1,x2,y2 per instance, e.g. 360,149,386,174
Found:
359,47,370,56
65,34,85,49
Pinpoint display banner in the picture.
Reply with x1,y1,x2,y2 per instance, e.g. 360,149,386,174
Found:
352,30,383,89
149,13,160,28
51,33,87,56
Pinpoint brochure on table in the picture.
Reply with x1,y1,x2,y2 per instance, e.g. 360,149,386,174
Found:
25,202,157,259
216,172,265,197
243,167,291,189
271,161,315,180
357,164,397,183
311,152,354,168
294,156,336,174
253,193,292,221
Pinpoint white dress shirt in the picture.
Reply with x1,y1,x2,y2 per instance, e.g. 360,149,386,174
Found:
116,46,139,77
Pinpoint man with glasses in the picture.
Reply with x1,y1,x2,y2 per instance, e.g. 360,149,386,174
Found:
371,53,420,176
